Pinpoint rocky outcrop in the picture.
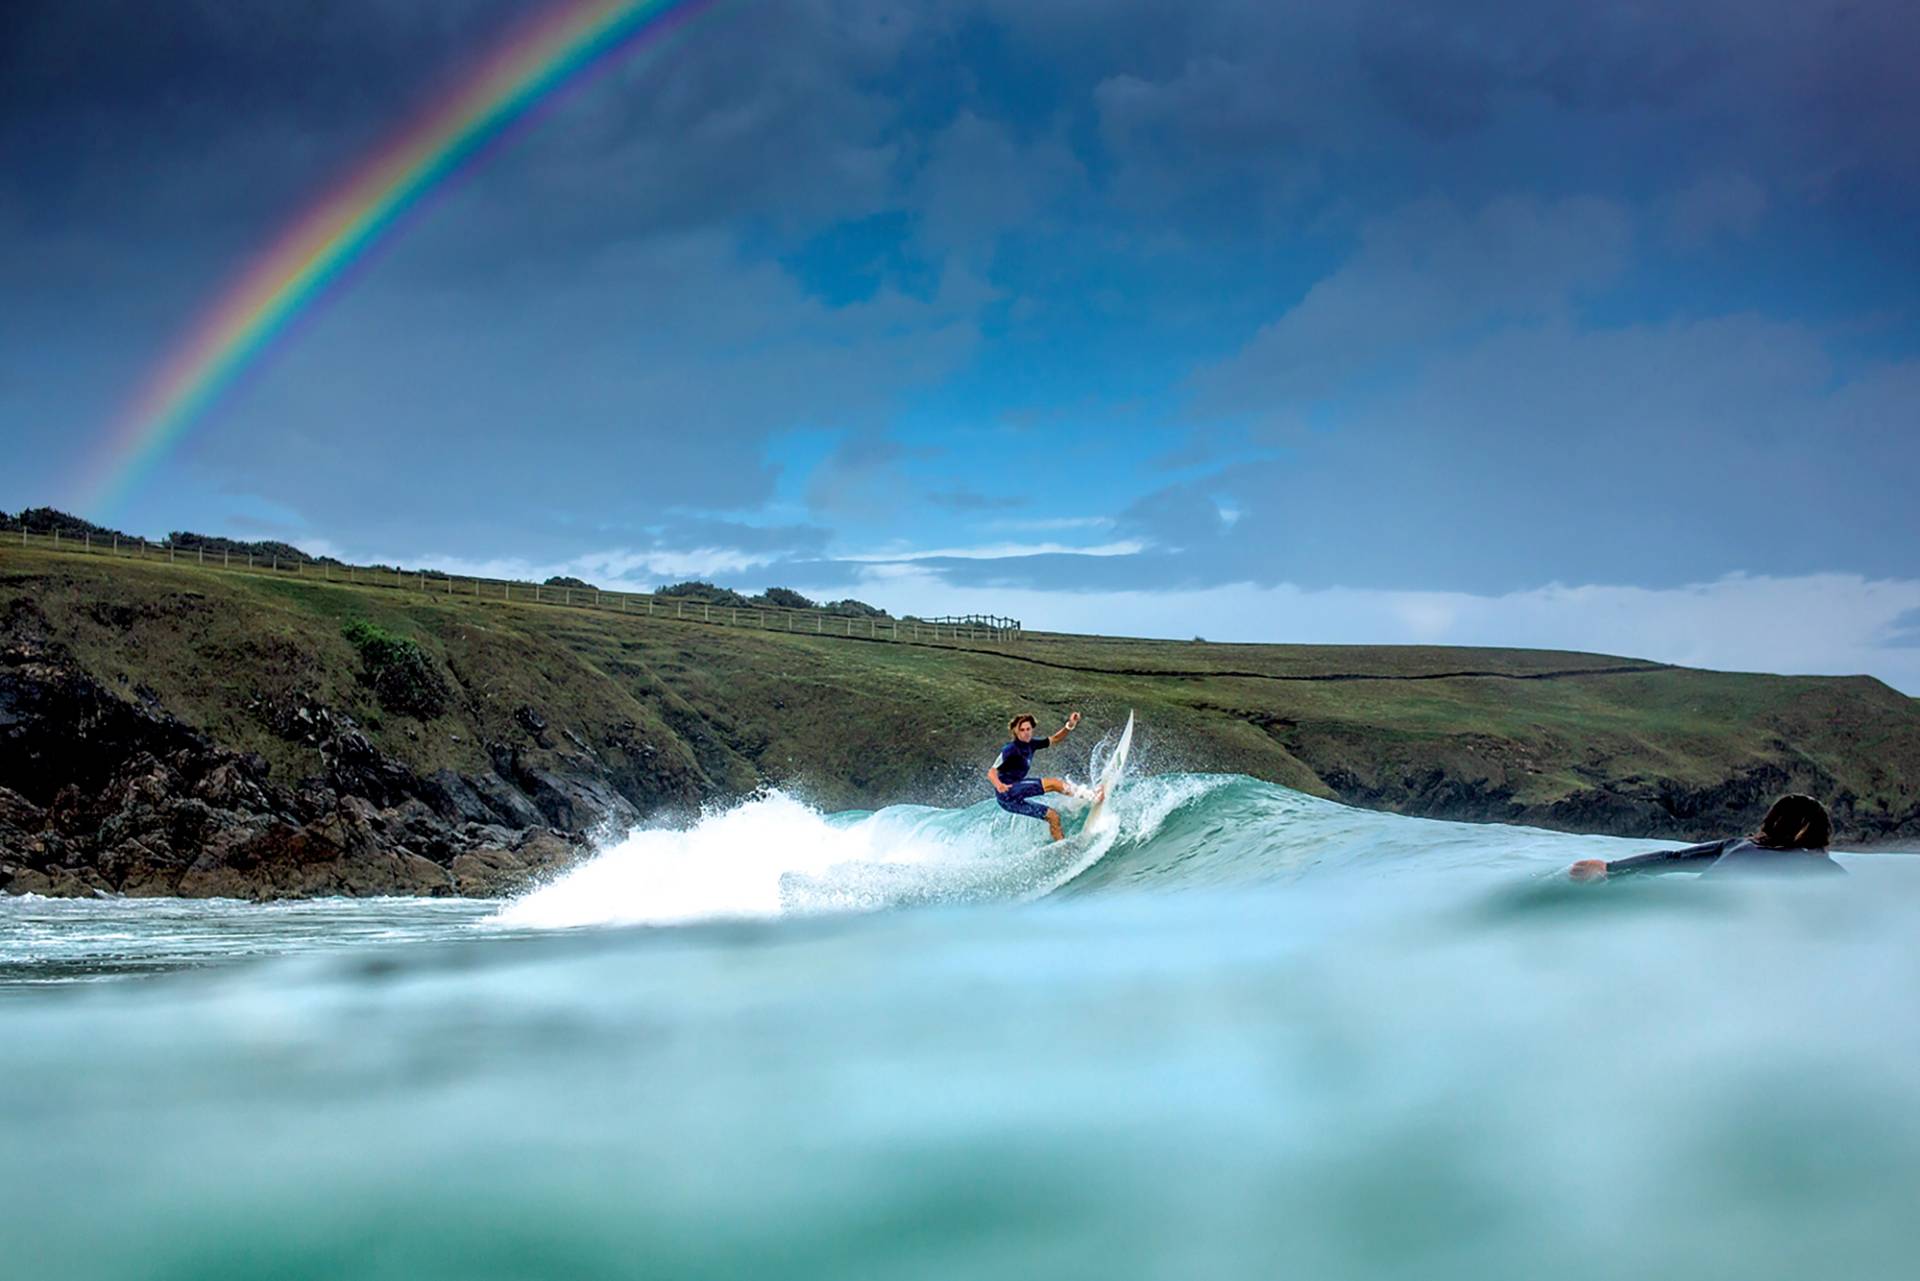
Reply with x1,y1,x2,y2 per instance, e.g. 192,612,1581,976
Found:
0,635,596,899
1315,758,1920,846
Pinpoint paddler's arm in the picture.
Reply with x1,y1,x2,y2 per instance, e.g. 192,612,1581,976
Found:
987,765,1008,794
1046,711,1082,747
1570,839,1730,882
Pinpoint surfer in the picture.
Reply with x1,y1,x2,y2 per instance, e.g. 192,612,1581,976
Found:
989,711,1096,842
1567,794,1844,881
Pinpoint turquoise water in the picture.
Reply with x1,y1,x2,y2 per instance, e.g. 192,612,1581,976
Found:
4,773,1918,1279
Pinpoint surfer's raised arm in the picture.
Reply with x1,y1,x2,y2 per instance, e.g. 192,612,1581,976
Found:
1047,711,1081,746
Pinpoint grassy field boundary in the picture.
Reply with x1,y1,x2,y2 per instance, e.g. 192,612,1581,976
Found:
6,527,1017,647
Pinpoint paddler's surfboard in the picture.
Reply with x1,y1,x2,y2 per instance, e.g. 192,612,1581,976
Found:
1082,710,1134,834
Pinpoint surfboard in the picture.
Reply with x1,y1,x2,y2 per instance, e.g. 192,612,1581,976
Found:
1081,710,1134,834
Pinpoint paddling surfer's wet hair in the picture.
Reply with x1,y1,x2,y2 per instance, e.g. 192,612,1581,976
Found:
1008,714,1038,733
1754,794,1831,850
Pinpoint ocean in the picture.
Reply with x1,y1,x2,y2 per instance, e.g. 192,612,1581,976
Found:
4,769,1917,1280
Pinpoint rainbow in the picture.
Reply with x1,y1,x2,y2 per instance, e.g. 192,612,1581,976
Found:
80,0,720,517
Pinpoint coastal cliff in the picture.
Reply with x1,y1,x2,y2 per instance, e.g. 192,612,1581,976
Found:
5,545,1918,898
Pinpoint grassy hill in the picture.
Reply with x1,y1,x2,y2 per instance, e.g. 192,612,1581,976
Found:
6,542,1920,846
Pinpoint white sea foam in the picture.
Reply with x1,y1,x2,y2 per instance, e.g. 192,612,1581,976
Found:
479,753,1225,931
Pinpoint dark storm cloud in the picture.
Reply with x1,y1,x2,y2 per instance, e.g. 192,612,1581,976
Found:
973,0,1920,225
1194,195,1632,412
4,0,1918,606
0,1,532,229
1142,323,1920,594
191,230,989,547
1,0,916,260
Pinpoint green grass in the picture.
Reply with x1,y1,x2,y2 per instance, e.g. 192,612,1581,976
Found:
6,544,1918,835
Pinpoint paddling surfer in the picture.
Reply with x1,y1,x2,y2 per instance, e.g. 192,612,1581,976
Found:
989,711,1098,842
1567,794,1845,881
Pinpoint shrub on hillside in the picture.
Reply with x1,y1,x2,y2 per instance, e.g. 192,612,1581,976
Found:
822,598,889,618
341,619,450,720
545,575,596,590
758,587,815,610
658,580,754,609
6,507,141,542
166,530,340,564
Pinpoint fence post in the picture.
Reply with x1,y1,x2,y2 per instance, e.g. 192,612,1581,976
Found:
85,532,91,551
53,530,59,549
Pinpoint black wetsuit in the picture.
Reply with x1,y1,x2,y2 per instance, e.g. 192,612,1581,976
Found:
1605,837,1844,878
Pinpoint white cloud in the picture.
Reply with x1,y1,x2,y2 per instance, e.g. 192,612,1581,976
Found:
398,546,779,591
839,540,1148,562
987,515,1116,531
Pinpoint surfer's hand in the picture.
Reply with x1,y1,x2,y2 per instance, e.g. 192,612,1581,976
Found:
1569,859,1609,883
1066,711,1080,730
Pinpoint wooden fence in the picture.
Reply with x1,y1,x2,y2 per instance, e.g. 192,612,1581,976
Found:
6,527,1023,645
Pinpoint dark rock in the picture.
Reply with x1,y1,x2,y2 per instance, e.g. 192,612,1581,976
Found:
0,637,611,899
514,705,553,747
0,784,45,831
505,756,641,834
451,828,584,896
419,768,499,826
464,768,547,829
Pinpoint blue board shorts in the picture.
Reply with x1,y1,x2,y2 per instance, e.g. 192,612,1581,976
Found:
996,779,1048,820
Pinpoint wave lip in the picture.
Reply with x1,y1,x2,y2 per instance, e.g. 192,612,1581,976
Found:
488,766,1190,930
487,769,1650,932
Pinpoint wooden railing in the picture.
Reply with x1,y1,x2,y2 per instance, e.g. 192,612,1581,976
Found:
5,527,1023,645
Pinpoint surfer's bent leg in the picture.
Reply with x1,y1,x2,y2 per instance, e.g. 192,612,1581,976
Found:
996,780,1064,842
995,780,1049,819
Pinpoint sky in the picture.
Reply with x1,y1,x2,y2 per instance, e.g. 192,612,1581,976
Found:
4,0,1919,690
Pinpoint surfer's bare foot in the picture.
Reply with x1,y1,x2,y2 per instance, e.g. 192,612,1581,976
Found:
1047,813,1064,842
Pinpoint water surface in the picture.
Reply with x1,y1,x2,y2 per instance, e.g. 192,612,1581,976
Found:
5,773,1916,1279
